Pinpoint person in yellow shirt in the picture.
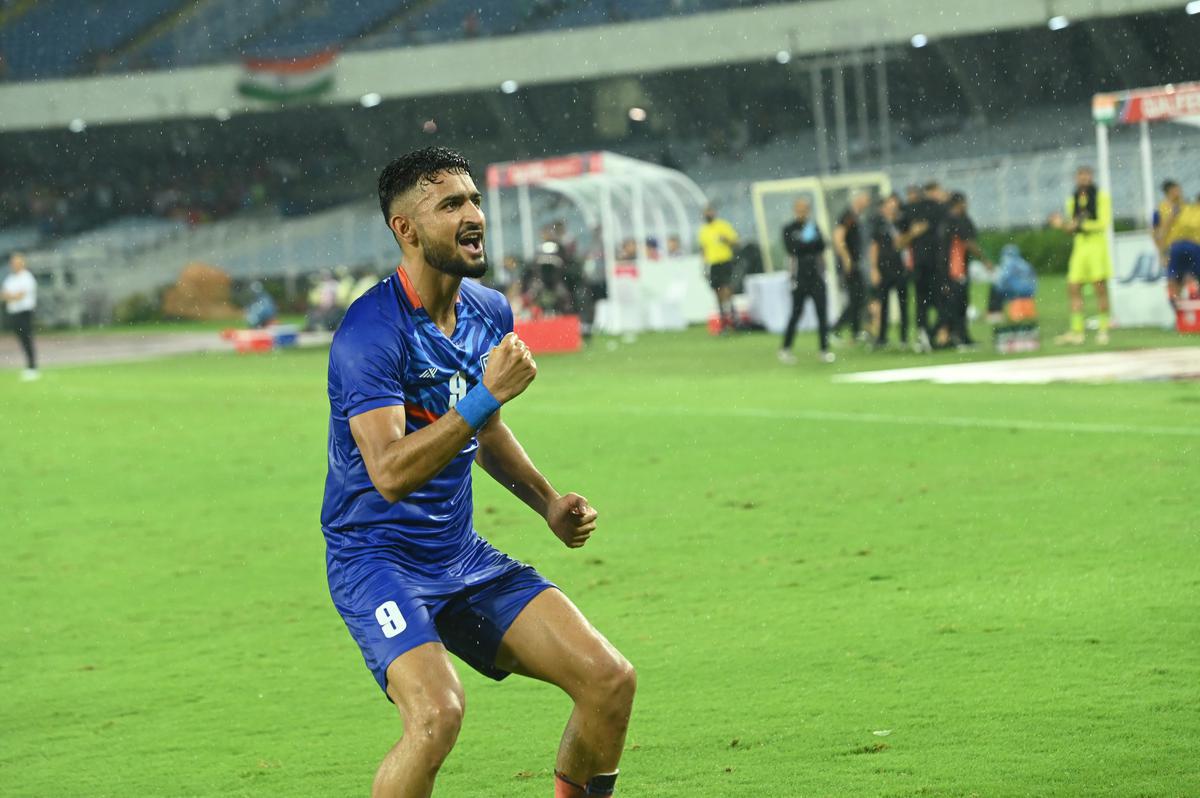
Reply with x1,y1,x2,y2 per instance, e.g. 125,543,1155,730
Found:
697,205,740,331
1155,180,1200,307
1051,166,1112,345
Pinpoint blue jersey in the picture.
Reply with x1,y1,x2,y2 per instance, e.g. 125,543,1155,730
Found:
321,267,514,579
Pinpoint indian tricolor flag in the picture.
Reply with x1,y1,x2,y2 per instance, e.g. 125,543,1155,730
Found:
238,51,337,103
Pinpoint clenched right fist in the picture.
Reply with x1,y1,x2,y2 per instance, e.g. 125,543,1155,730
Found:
482,332,537,404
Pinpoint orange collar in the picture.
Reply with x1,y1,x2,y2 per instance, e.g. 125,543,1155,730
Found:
395,265,461,311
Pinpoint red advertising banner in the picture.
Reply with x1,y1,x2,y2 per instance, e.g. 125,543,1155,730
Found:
487,153,604,188
1093,82,1200,125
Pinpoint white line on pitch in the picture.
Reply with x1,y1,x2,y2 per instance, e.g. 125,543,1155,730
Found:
535,405,1200,437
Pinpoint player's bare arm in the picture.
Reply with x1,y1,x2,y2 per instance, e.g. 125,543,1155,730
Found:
832,223,853,273
351,331,536,503
476,414,598,548
895,219,928,249
967,239,993,268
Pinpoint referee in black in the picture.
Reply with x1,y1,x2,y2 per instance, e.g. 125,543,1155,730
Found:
778,198,834,364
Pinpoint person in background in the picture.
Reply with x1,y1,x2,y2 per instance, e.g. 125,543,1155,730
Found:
987,243,1037,322
1,251,38,381
244,281,277,329
1154,179,1200,308
1051,166,1112,345
870,195,923,349
831,191,871,342
698,204,739,332
350,269,379,304
666,234,683,257
305,270,342,332
335,266,356,310
904,181,947,352
778,198,833,364
936,192,991,349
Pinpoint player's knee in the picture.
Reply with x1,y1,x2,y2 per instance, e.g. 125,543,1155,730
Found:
589,653,637,714
405,689,465,753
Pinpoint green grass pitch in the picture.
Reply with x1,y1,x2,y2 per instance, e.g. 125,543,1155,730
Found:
3,284,1198,796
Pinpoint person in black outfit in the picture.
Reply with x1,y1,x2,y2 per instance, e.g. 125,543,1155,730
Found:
870,194,925,348
934,192,992,349
903,181,947,351
831,191,871,340
778,198,833,364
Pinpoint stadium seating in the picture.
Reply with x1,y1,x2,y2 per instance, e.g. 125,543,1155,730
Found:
130,0,312,70
47,217,186,258
0,0,189,79
0,0,794,78
0,225,41,257
241,0,411,60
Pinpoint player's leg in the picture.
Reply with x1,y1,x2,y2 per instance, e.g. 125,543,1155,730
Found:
876,283,891,345
328,558,463,798
718,282,735,329
14,310,36,371
913,267,927,334
812,277,829,354
495,589,635,796
896,276,910,344
374,642,466,798
781,282,808,353
850,271,865,336
1059,246,1088,344
1093,278,1111,342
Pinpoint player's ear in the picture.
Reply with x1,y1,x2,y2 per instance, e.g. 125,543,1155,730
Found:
390,212,419,249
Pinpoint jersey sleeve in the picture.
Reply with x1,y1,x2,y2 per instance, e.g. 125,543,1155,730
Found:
498,291,515,335
722,220,739,243
331,323,408,419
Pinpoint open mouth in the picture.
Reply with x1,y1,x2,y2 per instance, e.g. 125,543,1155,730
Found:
458,230,484,257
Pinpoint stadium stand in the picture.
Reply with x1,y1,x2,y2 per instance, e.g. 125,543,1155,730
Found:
0,0,190,79
0,0,798,78
46,218,186,258
124,0,312,71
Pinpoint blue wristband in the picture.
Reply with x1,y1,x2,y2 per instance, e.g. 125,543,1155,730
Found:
454,384,501,430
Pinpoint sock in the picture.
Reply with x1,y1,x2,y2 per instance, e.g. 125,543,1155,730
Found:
1070,312,1084,334
555,770,619,797
586,772,619,796
1098,312,1110,332
556,772,586,798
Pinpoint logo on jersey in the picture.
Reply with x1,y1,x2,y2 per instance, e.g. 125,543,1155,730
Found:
479,352,490,373
419,366,440,380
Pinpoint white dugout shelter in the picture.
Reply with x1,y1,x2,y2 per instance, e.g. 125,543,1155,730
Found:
1092,81,1200,328
486,151,713,333
1093,81,1200,240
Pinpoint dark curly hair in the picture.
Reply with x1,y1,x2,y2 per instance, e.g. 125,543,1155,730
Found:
377,147,473,222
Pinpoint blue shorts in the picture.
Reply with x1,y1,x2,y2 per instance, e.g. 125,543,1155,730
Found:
1167,240,1200,281
327,540,555,695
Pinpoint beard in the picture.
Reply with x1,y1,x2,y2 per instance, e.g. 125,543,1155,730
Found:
422,227,488,279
